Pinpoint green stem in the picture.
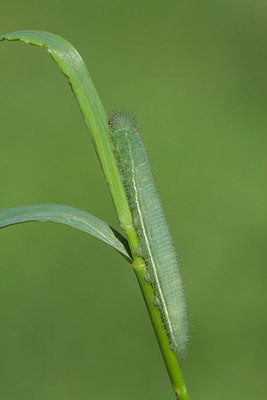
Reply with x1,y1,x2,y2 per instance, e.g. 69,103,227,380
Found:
133,258,189,400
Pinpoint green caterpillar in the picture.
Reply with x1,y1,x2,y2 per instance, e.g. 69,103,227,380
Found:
108,112,188,357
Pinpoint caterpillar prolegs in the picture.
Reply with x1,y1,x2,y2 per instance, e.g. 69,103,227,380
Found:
108,112,188,357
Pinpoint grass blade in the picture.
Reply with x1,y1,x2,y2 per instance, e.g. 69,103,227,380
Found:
0,204,132,262
0,30,134,236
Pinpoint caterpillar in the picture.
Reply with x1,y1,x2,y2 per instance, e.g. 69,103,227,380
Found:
108,112,188,357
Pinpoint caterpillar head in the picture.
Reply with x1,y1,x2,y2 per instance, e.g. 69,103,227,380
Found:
108,112,138,133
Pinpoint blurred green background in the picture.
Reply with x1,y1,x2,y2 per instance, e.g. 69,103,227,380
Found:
0,1,266,399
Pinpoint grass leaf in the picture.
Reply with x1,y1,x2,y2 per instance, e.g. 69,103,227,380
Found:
0,204,132,262
0,30,133,233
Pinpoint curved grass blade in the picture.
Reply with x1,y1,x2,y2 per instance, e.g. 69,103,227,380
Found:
0,30,134,239
0,204,132,262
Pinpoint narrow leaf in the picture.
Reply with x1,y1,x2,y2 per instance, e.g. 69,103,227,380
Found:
0,31,133,233
0,204,132,262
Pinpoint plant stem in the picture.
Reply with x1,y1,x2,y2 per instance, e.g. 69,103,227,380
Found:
133,259,189,400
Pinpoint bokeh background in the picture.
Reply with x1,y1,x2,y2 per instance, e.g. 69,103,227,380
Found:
0,1,266,399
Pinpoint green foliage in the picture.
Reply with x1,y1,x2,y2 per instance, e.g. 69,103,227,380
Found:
0,31,189,399
0,204,132,262
1,5,265,400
